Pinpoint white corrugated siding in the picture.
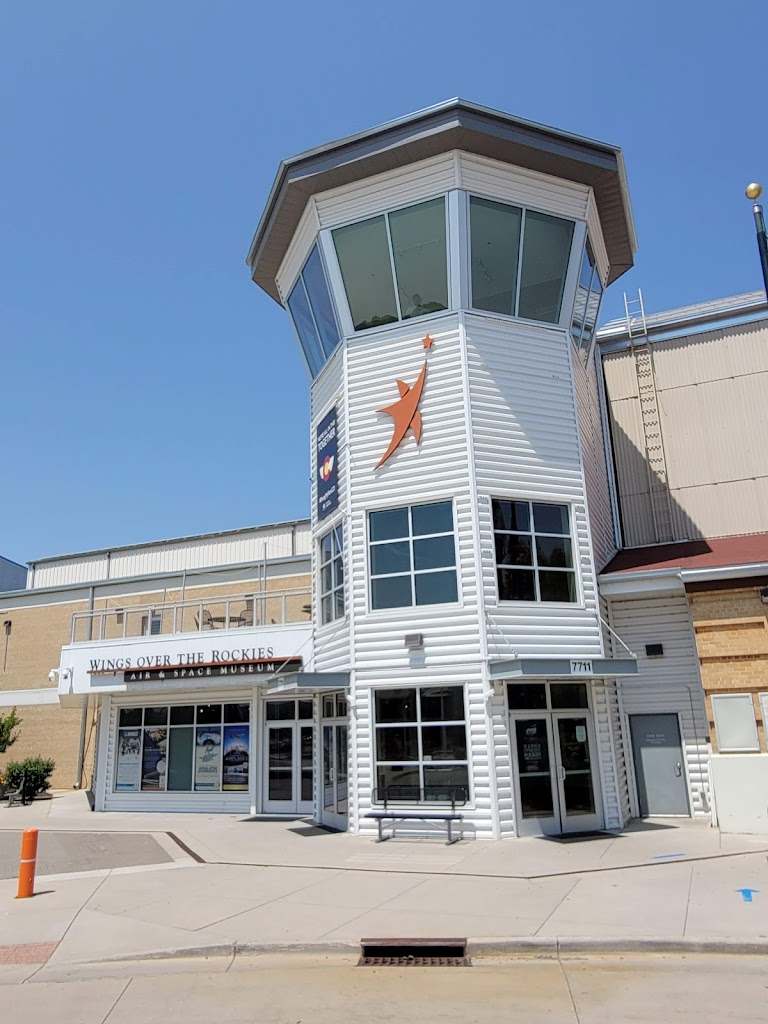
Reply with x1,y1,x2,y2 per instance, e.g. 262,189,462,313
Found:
572,344,617,573
102,690,254,813
465,314,603,657
275,199,321,302
315,154,457,229
606,593,711,816
458,152,590,220
32,523,310,589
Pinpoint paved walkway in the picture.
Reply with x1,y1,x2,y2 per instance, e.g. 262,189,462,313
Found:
1,792,767,971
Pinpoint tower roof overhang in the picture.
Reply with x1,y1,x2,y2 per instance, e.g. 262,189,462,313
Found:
247,98,637,304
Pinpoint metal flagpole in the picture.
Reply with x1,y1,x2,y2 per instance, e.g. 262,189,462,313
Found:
745,183,768,296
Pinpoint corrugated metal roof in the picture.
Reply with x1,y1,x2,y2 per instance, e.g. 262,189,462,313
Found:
603,533,768,574
247,98,636,302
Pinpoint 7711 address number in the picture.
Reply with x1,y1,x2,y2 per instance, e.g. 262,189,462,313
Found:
570,660,593,676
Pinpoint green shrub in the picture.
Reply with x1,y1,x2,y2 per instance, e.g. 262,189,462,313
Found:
4,756,56,801
0,708,21,753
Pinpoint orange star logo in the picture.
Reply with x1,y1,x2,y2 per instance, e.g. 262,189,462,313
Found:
375,337,434,470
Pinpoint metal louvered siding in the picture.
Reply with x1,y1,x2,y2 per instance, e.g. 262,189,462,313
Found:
607,593,711,816
465,314,603,657
315,154,458,229
458,153,590,220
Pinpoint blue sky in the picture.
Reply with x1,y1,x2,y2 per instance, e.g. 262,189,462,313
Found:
1,1,766,566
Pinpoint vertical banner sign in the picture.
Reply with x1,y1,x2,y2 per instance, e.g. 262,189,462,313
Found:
195,726,222,791
141,729,168,791
316,407,338,521
222,725,250,791
115,728,142,792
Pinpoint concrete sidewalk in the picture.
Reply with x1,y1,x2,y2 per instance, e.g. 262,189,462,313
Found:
1,792,767,974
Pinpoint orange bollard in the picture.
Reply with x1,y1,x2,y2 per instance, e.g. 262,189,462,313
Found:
16,827,38,899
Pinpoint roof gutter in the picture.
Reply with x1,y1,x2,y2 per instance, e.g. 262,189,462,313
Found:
599,560,768,596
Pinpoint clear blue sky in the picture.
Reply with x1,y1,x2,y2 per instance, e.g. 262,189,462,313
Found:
1,1,766,566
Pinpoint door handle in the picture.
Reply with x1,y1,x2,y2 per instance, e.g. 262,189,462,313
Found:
558,766,566,781
674,763,682,777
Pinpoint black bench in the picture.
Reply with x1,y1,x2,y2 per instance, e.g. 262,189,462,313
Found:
364,785,466,845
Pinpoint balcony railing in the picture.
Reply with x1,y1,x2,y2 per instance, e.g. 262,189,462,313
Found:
70,588,312,644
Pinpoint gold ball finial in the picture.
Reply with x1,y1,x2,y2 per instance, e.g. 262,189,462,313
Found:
745,183,763,200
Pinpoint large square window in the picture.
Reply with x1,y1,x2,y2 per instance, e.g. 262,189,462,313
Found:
369,501,457,610
374,685,468,804
492,499,577,603
333,198,448,332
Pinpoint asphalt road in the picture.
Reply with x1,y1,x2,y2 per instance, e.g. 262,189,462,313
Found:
3,954,767,1023
0,830,172,879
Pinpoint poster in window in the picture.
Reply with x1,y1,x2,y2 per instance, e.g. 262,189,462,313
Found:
115,728,142,791
316,407,338,522
195,726,222,791
141,728,168,791
222,725,250,791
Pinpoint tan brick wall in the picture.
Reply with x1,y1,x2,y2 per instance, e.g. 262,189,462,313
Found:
0,703,97,791
689,587,768,752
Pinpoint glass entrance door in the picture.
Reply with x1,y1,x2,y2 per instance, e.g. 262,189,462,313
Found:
320,693,348,831
508,683,602,836
262,699,314,814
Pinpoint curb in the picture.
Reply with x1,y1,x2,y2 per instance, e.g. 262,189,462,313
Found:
81,935,768,966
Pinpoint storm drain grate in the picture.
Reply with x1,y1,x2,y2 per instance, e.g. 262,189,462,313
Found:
358,938,470,967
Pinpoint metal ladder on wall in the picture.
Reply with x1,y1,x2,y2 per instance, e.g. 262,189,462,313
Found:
623,290,675,544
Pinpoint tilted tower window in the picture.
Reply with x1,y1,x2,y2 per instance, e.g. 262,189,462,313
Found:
286,245,341,378
570,238,603,364
332,197,448,332
469,197,574,325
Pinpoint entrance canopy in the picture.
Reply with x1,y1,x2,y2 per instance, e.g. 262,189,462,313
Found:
490,656,637,680
267,671,350,695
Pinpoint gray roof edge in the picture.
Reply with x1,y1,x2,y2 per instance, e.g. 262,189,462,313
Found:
246,97,630,271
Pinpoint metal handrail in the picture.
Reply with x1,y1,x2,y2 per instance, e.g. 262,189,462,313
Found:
70,587,312,643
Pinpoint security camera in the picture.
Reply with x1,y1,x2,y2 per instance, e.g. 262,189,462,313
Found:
48,668,60,684
760,587,768,604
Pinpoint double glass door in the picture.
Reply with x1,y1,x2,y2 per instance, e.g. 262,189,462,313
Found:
320,693,348,831
509,683,601,835
263,699,314,814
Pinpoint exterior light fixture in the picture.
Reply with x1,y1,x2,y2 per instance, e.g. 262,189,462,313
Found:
404,633,424,650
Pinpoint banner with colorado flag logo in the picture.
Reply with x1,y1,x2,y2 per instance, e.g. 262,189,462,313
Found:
316,407,338,521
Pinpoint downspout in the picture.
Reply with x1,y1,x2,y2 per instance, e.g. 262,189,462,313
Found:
73,585,95,790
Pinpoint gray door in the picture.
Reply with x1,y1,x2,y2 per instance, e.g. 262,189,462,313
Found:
629,714,689,816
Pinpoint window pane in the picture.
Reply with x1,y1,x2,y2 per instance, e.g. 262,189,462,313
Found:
119,707,142,727
169,705,194,726
539,570,577,603
470,196,522,315
507,683,547,710
415,570,457,606
167,727,193,791
533,503,570,535
550,683,589,709
536,536,573,569
376,688,418,723
495,533,532,567
376,726,419,762
144,706,168,726
414,535,455,570
377,765,421,802
321,563,333,594
388,198,448,320
571,244,592,339
372,575,412,609
420,686,464,722
334,589,345,619
498,568,536,601
298,700,313,720
333,557,344,588
369,507,409,542
423,764,469,801
320,532,332,563
422,725,467,761
492,499,530,533
196,704,222,725
321,595,332,624
333,216,398,331
412,500,453,536
518,211,574,324
265,701,295,721
224,703,250,723
302,246,340,357
370,540,411,576
287,278,324,376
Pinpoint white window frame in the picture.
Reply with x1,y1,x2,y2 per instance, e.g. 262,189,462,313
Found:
491,498,580,606
325,193,453,337
318,521,345,626
285,242,343,379
367,499,459,612
465,191,585,332
372,684,470,806
711,693,760,753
